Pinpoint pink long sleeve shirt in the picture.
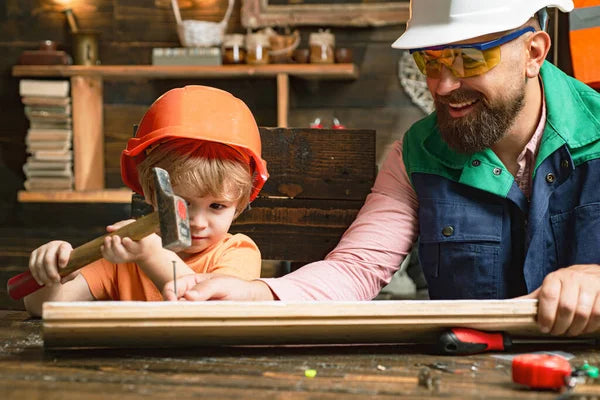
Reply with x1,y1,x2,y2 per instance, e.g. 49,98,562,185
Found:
264,100,546,301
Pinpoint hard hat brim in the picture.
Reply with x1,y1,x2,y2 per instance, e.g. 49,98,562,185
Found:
392,0,574,50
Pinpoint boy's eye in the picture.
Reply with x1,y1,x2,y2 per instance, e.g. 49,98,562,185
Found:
210,203,226,210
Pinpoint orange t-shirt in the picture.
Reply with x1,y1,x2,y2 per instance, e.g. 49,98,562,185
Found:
80,233,261,301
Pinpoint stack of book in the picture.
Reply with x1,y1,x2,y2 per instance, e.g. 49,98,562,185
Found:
19,79,73,191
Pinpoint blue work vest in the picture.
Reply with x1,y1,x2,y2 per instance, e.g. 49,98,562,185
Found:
402,62,600,300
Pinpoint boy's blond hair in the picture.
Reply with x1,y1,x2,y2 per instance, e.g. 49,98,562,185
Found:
137,139,253,216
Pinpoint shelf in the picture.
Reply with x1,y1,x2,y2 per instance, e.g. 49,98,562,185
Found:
18,189,132,203
13,64,359,201
12,64,358,80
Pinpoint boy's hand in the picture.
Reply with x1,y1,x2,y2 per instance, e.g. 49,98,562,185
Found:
162,273,276,301
29,240,76,285
101,219,163,264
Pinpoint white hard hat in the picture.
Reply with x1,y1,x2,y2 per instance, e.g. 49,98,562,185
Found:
392,0,574,50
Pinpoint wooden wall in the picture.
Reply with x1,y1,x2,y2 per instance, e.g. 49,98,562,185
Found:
0,1,575,310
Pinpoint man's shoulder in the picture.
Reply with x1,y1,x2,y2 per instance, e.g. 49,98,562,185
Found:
542,62,600,151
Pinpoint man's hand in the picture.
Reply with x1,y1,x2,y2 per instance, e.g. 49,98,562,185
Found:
162,273,276,301
520,264,600,336
101,219,162,264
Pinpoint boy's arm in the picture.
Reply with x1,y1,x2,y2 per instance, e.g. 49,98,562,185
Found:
100,220,196,290
135,248,196,291
24,274,93,317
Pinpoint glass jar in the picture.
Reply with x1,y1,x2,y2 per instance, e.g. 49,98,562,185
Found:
309,30,335,64
222,34,246,65
245,32,271,65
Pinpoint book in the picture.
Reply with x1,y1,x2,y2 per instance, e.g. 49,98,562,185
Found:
23,166,72,178
26,140,71,152
24,176,73,190
24,176,73,191
21,96,71,106
19,79,70,98
26,129,72,142
152,47,222,66
29,119,71,129
25,157,72,170
33,150,72,161
24,104,71,116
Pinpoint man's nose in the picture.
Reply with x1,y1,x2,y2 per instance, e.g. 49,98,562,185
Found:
433,65,461,96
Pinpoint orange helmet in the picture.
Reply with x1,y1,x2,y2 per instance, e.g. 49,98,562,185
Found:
121,85,268,201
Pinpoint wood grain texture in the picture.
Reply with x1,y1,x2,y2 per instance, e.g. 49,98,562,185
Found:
42,300,542,348
231,198,363,262
4,310,596,400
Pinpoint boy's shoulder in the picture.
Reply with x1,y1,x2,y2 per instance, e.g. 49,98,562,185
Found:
221,232,259,250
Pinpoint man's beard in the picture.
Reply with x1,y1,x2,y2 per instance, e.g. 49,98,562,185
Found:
435,84,526,154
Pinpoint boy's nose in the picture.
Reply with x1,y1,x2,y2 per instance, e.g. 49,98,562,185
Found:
189,211,208,229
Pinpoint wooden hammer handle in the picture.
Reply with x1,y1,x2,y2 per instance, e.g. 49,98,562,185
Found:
7,212,160,300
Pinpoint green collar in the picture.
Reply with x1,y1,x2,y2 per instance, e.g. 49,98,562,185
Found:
410,61,600,197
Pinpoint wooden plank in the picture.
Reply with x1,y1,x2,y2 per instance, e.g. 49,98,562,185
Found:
241,0,410,28
17,188,132,203
231,197,363,262
71,75,105,191
258,128,376,200
42,300,542,348
12,64,359,80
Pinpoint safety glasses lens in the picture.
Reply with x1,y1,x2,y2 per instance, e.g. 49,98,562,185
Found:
412,47,501,78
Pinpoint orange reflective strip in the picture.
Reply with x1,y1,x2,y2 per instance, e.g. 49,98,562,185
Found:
574,0,600,8
569,26,600,88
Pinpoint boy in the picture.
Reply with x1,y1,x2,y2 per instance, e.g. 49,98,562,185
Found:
24,85,269,316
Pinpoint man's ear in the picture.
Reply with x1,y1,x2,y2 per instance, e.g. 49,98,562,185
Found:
526,31,551,78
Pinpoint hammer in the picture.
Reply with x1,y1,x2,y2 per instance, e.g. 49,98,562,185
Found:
7,167,191,300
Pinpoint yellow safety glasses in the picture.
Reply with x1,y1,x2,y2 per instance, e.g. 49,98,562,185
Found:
410,26,535,78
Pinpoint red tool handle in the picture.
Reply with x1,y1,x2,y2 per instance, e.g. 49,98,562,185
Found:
437,328,511,355
7,271,43,301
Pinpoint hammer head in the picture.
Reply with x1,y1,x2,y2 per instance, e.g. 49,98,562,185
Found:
153,167,191,252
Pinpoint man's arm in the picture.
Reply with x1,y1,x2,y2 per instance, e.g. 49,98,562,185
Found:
163,140,419,302
262,139,419,301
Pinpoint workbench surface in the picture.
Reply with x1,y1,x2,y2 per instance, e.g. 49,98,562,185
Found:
1,310,599,399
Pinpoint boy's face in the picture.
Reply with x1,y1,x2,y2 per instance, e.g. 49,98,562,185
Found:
174,190,238,256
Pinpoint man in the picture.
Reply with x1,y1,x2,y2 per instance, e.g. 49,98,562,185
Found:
164,0,600,337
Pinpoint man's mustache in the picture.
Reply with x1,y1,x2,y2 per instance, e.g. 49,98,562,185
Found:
435,90,483,105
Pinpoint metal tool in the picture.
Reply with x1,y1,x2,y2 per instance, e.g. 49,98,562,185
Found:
7,167,191,300
172,260,177,299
